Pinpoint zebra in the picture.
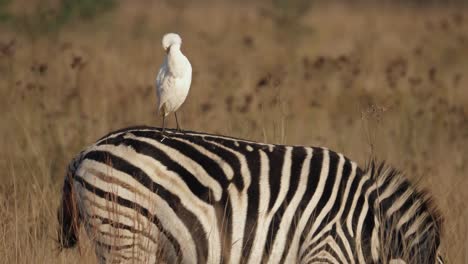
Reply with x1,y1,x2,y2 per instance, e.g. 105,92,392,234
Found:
58,126,444,264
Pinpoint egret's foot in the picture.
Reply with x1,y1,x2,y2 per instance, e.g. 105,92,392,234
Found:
160,130,168,142
160,135,168,142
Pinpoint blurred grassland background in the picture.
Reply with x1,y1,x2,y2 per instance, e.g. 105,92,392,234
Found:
0,0,467,263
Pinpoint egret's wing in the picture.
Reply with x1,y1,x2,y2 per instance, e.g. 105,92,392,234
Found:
155,59,167,97
156,53,192,116
156,59,168,88
156,61,176,114
156,59,168,107
158,76,176,107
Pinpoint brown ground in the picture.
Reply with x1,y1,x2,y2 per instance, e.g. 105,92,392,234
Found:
0,1,467,263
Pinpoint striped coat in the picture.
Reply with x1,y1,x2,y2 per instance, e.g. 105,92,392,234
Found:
58,126,443,264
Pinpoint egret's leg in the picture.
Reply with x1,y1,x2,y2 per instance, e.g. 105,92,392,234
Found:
161,115,166,142
159,105,168,141
161,115,166,139
174,112,182,132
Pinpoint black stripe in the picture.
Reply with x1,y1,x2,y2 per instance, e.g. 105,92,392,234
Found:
87,214,159,245
130,130,231,190
215,191,233,264
333,224,354,263
307,257,334,263
405,216,438,263
97,136,215,203
300,149,335,252
334,161,360,261
300,150,340,256
305,158,354,263
361,209,375,262
351,191,366,237
262,147,306,263
300,236,342,263
350,176,375,237
372,167,396,202
379,181,411,215
266,146,286,211
81,150,208,263
339,167,363,238
281,147,324,263
391,194,431,245
240,146,261,263
332,159,353,248
169,134,245,190
94,241,140,261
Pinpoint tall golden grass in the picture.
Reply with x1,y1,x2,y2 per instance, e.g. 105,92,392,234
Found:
0,1,467,263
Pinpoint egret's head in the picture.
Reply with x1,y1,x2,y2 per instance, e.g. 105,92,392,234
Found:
162,33,182,53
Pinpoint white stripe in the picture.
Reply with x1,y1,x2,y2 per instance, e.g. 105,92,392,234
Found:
247,150,271,264
271,147,293,213
203,140,251,264
371,215,381,262
346,171,371,238
302,235,346,264
335,222,355,264
125,133,223,201
409,221,434,248
405,212,429,239
303,249,337,263
285,149,330,262
171,137,234,180
268,147,312,264
304,153,346,244
396,200,422,230
326,162,358,264
386,187,413,218
376,175,404,204
355,179,380,264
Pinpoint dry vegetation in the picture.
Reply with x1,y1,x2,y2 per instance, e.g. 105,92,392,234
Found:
0,1,467,263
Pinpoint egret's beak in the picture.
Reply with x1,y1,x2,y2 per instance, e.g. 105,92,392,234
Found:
165,46,171,54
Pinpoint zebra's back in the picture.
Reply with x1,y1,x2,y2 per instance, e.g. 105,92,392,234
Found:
58,126,443,264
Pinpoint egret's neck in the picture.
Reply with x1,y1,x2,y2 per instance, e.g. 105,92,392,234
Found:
167,45,184,63
168,44,182,56
166,45,188,75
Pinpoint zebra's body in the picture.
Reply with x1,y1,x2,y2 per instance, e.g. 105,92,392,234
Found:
58,126,443,264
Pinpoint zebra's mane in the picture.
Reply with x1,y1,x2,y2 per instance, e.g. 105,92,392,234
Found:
365,160,444,237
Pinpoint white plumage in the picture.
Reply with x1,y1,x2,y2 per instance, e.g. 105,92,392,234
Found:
156,33,192,132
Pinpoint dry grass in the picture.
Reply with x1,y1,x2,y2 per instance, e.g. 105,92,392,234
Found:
0,1,467,263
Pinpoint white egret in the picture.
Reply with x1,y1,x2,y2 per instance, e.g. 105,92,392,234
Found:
156,33,192,135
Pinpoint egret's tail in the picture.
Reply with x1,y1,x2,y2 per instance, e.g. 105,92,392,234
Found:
159,102,170,117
